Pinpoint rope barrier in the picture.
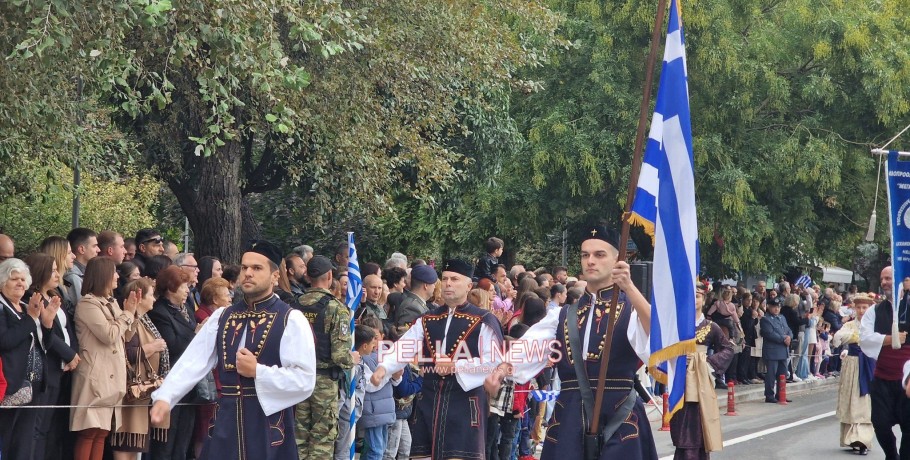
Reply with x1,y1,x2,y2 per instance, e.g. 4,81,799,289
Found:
0,401,212,410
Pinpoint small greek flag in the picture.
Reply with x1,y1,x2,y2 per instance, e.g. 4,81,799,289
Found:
795,274,812,289
345,232,363,460
529,390,560,402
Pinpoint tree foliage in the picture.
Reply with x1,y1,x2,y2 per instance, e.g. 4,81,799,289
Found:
4,0,910,277
2,0,562,262
477,0,910,276
0,167,159,254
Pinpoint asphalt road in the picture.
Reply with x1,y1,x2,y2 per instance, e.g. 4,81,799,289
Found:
646,385,898,459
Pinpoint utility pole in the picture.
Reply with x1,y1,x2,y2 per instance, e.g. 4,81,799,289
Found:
71,75,84,229
183,217,190,252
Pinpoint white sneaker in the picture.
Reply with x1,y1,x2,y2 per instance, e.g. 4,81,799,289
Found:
791,376,803,382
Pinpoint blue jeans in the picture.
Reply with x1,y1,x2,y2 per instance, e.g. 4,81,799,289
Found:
364,424,389,460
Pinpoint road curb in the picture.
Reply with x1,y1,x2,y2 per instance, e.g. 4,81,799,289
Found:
716,376,839,408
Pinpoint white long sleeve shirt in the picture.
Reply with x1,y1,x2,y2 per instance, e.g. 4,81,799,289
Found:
509,302,650,384
151,304,317,416
860,305,886,360
377,307,503,392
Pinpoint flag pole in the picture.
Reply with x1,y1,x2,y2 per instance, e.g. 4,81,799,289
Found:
589,0,669,436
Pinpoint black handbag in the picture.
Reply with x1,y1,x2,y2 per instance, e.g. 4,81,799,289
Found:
26,342,44,385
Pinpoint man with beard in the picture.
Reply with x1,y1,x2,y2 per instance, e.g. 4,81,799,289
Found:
372,260,504,459
150,240,317,459
285,253,309,297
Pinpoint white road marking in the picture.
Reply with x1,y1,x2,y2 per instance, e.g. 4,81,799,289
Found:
658,410,836,459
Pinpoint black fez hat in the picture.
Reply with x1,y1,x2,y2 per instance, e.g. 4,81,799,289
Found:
581,225,620,250
247,240,283,267
307,255,334,278
441,259,474,279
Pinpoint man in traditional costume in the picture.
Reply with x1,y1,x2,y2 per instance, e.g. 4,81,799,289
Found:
860,266,910,460
151,241,317,460
669,281,731,459
833,292,876,455
500,225,658,460
371,259,504,460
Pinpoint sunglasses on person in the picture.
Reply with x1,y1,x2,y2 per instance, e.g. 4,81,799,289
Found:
141,237,164,245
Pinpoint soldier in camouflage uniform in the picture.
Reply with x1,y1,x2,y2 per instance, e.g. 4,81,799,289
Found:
294,255,356,460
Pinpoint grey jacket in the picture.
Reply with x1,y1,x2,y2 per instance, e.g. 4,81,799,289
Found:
63,261,86,307
360,351,396,428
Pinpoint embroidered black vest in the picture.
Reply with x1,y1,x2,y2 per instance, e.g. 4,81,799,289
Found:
555,287,638,390
420,302,499,363
217,294,291,383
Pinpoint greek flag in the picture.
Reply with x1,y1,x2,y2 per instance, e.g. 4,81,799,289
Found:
529,389,560,402
628,0,698,424
795,274,812,289
345,232,363,459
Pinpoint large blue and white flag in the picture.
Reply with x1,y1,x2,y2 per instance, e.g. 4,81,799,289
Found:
628,0,698,423
345,232,363,459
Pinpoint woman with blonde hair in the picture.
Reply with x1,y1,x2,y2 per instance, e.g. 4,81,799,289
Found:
468,288,491,310
111,278,169,459
39,236,77,315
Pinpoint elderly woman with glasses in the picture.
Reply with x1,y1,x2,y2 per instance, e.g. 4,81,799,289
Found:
0,258,60,460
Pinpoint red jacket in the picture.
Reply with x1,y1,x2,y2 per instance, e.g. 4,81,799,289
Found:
513,381,530,415
0,356,7,402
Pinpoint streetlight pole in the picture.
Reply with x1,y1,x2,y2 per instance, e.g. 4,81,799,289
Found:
71,75,84,229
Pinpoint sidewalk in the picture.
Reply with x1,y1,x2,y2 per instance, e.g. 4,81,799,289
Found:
714,375,839,407
641,374,839,411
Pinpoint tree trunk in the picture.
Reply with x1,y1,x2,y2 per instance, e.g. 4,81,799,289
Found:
169,141,246,264
240,198,262,250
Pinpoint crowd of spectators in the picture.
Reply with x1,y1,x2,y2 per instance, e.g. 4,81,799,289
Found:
0,230,582,460
0,225,856,460
704,278,858,395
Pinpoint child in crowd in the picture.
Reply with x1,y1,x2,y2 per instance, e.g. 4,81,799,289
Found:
384,327,422,460
360,317,400,460
486,324,531,460
509,324,536,460
476,237,504,282
333,324,378,460
815,321,832,378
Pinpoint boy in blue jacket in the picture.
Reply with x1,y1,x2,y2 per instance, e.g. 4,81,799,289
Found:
360,317,401,460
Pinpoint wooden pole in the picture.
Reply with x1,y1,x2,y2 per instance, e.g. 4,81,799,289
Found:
588,0,668,436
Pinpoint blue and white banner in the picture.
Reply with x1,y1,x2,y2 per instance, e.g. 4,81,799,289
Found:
628,0,698,423
345,232,363,459
528,389,560,402
795,274,812,289
886,152,910,302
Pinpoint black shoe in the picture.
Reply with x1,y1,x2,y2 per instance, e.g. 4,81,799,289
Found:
765,398,778,403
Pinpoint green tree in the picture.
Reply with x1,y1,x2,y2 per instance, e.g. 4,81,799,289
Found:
495,0,910,276
2,0,562,263
0,167,159,253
